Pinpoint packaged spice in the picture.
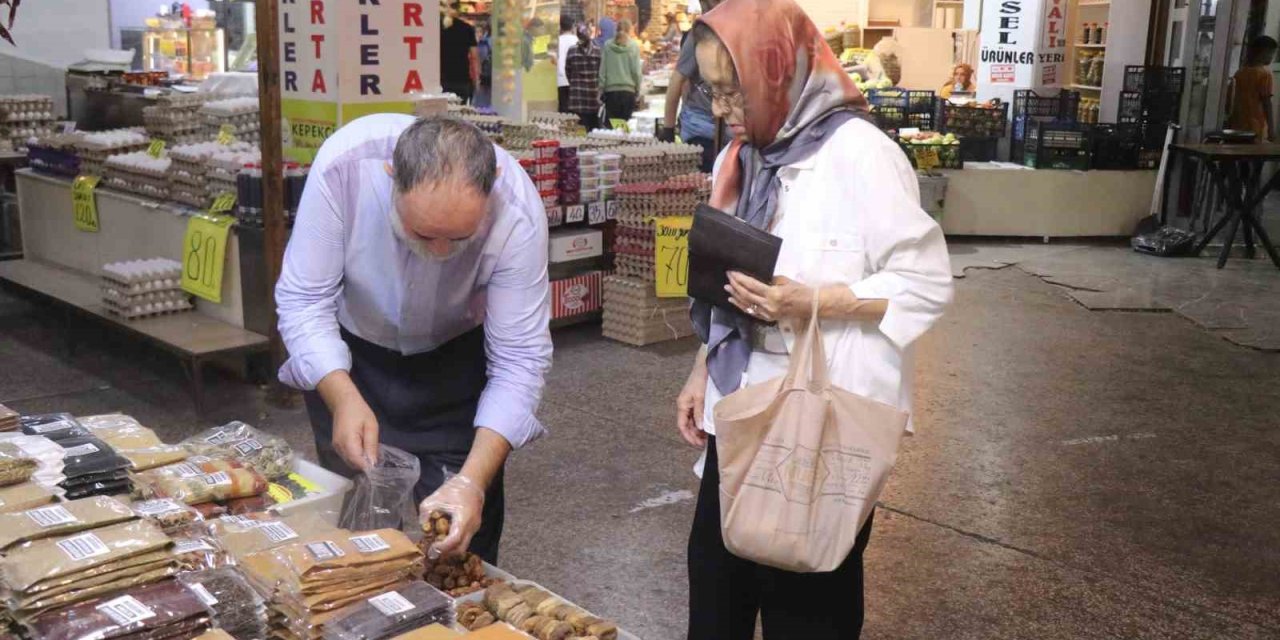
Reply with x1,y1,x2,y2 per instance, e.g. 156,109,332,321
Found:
178,568,268,640
389,624,463,639
211,510,335,560
78,414,188,471
0,519,171,594
169,530,230,572
181,421,295,479
0,496,136,550
0,441,38,486
322,581,454,640
19,414,89,441
154,467,268,505
0,434,67,490
130,497,203,532
27,578,212,640
57,435,130,481
0,482,57,514
131,457,241,499
0,403,17,431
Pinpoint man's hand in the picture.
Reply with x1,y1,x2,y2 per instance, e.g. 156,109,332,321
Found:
419,474,485,559
676,349,709,447
317,370,379,472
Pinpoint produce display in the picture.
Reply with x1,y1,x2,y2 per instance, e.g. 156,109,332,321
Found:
898,131,963,171
939,101,1008,139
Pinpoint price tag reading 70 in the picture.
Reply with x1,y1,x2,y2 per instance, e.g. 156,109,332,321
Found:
181,214,234,303
654,216,693,298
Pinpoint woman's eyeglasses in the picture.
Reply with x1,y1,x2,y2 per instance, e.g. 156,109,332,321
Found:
695,82,743,107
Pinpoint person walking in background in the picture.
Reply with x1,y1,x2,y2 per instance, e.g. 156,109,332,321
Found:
565,22,603,131
475,23,493,108
1227,35,1278,142
659,0,724,172
599,19,642,129
440,2,479,103
556,15,578,113
594,16,617,49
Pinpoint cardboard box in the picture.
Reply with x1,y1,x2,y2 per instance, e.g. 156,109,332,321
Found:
549,228,603,264
551,271,603,320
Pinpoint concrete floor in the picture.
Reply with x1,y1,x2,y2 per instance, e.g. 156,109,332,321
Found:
1,243,1278,639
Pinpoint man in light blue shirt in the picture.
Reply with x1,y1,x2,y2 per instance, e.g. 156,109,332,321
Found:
275,114,552,563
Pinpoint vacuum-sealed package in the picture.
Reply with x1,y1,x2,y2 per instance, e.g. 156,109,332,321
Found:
57,436,130,478
19,414,89,441
0,482,57,514
131,457,241,499
0,496,136,551
130,497,203,532
0,519,172,594
0,441,38,486
339,445,421,534
154,467,268,505
193,629,236,640
27,578,212,640
178,568,268,640
0,403,17,431
0,434,67,490
169,530,231,572
322,581,454,640
181,421,295,478
78,414,188,471
210,510,336,561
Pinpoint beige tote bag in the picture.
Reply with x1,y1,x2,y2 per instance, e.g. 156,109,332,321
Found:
713,299,910,572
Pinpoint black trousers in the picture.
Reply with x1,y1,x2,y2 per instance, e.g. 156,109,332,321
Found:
688,436,874,640
603,91,637,127
558,86,570,113
304,326,505,564
574,111,601,132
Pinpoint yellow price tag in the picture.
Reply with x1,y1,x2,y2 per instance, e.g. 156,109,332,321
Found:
653,216,693,298
915,146,940,171
181,214,234,303
610,119,631,133
209,192,237,215
147,139,166,158
72,175,101,233
217,124,236,145
532,34,551,55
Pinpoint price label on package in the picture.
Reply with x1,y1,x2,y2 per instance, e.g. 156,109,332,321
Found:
587,201,607,225
564,204,585,224
147,139,165,158
181,214,234,303
72,175,101,233
653,216,693,298
217,124,236,145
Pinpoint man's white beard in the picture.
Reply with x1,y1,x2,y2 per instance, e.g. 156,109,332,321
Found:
389,208,470,261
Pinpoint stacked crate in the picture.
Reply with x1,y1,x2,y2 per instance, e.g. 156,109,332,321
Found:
603,173,709,346
1117,66,1185,168
1011,89,1080,163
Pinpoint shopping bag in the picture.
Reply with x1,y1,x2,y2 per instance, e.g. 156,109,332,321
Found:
338,444,421,536
713,297,910,572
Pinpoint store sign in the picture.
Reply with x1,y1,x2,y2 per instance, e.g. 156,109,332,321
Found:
71,175,101,233
181,214,234,303
654,216,692,298
977,0,1069,102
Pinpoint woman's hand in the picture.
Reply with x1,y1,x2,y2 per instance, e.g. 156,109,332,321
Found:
726,272,815,323
676,358,709,448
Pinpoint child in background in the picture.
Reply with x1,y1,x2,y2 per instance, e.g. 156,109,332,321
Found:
1228,35,1278,142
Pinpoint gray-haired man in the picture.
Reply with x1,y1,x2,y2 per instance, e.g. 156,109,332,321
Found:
275,114,552,562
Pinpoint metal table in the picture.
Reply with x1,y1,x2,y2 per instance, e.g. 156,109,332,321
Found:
1172,143,1280,269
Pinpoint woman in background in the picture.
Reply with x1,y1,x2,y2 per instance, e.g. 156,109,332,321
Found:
598,19,642,128
939,63,976,99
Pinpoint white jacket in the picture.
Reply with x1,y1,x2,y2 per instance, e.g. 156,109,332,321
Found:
701,117,954,437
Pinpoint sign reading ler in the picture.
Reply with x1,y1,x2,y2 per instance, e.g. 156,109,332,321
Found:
182,214,234,303
72,175,101,232
654,216,693,298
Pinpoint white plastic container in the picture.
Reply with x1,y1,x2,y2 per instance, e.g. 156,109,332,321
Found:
597,153,622,171
271,458,353,525
598,169,622,186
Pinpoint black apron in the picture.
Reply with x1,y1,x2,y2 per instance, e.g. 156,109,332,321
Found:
304,325,505,563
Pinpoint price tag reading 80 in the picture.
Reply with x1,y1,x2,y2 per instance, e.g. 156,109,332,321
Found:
181,214,234,303
653,216,693,298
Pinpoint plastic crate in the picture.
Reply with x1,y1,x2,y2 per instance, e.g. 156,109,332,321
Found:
940,102,1009,138
906,90,937,114
899,142,963,170
1118,91,1183,125
1088,123,1141,170
959,137,999,162
1012,90,1080,162
1024,121,1090,170
906,112,935,130
867,89,909,110
872,105,907,131
27,146,80,177
1122,66,1186,94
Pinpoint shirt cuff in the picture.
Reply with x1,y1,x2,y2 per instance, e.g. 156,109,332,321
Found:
850,275,928,350
474,385,547,449
277,348,352,391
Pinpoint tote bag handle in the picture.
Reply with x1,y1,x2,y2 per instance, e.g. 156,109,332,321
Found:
781,290,831,394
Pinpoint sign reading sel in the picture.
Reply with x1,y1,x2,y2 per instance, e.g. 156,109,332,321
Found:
654,216,693,298
182,214,234,303
72,175,101,232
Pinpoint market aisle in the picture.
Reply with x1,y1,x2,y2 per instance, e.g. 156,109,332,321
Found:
1,262,1277,639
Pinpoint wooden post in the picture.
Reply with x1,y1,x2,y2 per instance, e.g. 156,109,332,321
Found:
256,0,294,403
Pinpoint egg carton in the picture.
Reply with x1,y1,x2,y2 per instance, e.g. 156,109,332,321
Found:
101,258,183,286
169,182,210,208
77,128,150,152
587,129,654,145
102,286,189,306
205,175,238,202
103,297,194,320
106,151,171,178
199,96,259,118
613,253,655,281
103,175,169,200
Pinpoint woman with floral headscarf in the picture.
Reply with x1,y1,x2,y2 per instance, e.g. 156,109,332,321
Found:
673,0,953,637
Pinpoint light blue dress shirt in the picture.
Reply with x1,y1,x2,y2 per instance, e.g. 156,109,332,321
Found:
275,114,552,449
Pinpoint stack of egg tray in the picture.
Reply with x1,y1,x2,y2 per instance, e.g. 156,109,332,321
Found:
200,97,261,144
616,144,703,184
103,151,171,200
0,94,57,152
206,146,260,203
100,259,194,320
143,93,213,143
587,129,655,145
169,142,221,208
529,111,586,136
75,129,149,177
602,275,695,346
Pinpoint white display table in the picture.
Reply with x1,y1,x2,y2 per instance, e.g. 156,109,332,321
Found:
939,165,1157,237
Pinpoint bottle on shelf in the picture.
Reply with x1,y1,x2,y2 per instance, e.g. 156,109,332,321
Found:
1094,22,1104,44
1082,22,1092,44
1101,22,1108,45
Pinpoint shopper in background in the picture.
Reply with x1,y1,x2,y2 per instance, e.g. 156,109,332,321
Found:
1227,35,1278,142
556,15,578,113
659,0,724,172
566,22,603,131
440,3,479,103
594,16,617,49
939,62,975,100
673,0,952,637
599,18,642,128
276,115,552,565
476,23,493,108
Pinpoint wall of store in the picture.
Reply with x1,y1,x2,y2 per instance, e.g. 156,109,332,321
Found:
5,0,110,68
796,0,939,30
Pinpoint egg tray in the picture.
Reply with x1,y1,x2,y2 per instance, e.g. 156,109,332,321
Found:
103,297,195,321
169,183,210,208
614,255,655,281
205,174,238,201
103,175,169,200
102,285,189,305
100,272,182,293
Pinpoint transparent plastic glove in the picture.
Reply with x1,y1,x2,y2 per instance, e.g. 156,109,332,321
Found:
418,471,485,560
